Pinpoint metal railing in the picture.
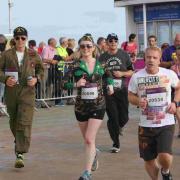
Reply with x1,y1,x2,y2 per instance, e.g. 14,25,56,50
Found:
35,61,76,108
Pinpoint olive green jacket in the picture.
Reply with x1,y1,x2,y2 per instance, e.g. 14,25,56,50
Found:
0,48,44,106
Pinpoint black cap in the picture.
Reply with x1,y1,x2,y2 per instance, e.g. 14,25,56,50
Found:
13,26,28,37
107,33,118,41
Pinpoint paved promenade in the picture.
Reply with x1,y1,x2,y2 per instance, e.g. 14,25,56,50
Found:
0,105,180,180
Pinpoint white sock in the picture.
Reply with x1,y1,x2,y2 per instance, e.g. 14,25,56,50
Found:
162,169,170,175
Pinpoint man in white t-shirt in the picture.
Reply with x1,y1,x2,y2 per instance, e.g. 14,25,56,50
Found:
128,47,180,180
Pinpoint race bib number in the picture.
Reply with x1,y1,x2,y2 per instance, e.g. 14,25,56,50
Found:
145,88,168,124
147,92,167,107
81,83,98,100
113,79,122,88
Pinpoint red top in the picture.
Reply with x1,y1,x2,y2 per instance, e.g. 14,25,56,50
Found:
38,47,43,55
121,41,137,54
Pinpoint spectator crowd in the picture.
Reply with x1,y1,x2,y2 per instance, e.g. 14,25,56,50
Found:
0,28,180,180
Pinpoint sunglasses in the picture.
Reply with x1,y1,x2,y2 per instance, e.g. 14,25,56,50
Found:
15,36,26,41
108,39,118,43
80,44,93,49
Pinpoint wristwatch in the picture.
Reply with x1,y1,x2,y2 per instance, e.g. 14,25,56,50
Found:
172,100,180,107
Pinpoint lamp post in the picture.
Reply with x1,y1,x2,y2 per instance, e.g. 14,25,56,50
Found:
8,0,13,34
143,3,147,49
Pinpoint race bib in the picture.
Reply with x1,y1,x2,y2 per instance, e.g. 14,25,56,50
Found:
146,87,167,106
113,79,122,88
81,83,98,100
147,92,167,107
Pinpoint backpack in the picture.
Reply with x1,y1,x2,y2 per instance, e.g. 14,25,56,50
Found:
123,41,128,51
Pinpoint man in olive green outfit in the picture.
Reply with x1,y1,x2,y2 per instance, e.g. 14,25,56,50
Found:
0,26,44,168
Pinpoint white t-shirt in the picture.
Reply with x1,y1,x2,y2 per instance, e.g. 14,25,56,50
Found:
16,51,24,66
128,67,179,127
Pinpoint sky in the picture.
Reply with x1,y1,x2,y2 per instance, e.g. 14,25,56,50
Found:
0,0,126,44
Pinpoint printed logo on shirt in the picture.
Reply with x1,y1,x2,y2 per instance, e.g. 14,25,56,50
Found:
106,57,122,71
136,75,171,124
110,61,117,66
137,75,170,90
137,76,159,86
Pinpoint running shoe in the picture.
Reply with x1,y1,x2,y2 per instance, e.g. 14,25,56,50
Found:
161,169,173,180
14,153,24,168
79,170,92,180
91,148,100,171
110,144,120,153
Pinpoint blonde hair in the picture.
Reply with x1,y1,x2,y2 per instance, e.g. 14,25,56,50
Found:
145,46,162,57
79,35,94,44
79,35,98,58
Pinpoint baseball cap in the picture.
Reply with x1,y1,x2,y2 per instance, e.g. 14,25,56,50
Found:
107,33,118,41
13,26,28,37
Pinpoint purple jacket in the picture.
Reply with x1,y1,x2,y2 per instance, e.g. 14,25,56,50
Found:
162,45,176,62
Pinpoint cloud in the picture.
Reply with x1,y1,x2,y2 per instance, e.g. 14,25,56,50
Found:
83,11,118,23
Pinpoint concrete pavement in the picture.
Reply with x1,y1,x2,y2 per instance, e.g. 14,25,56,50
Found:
0,105,180,180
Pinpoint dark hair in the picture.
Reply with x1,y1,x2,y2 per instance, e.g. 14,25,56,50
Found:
48,38,55,45
129,33,136,42
161,43,169,50
10,38,16,47
0,34,7,45
148,35,157,41
97,37,105,45
28,40,36,47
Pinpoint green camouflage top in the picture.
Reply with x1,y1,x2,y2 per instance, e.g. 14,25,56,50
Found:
63,59,113,113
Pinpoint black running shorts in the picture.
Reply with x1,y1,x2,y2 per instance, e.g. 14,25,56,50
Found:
138,125,175,161
75,109,105,122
